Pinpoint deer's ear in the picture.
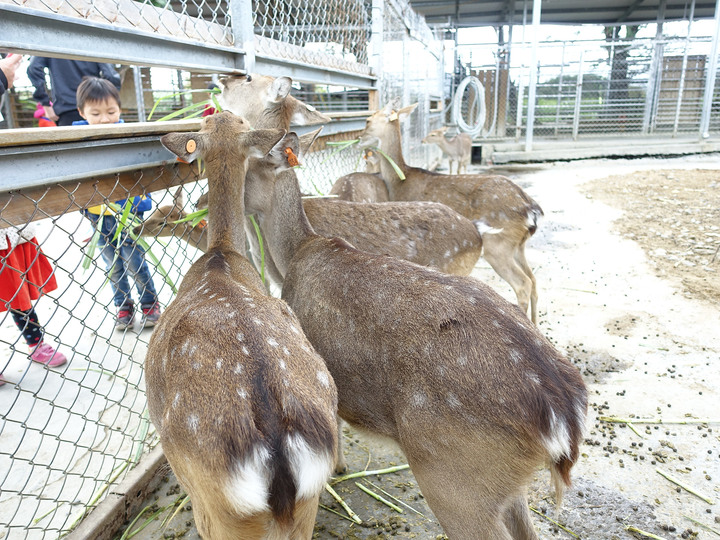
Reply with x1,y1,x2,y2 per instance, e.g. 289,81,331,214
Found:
298,127,323,156
267,132,300,170
397,103,418,122
269,76,292,103
161,132,203,162
240,128,287,159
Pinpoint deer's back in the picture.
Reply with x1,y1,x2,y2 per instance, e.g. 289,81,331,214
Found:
145,250,337,519
329,172,389,203
302,198,482,275
394,169,542,228
282,237,585,450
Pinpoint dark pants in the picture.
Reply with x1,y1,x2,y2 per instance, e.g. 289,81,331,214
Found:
11,308,43,346
57,110,83,126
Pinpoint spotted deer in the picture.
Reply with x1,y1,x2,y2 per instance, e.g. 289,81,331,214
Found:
422,126,473,175
361,103,544,323
328,148,389,203
145,113,338,540
164,116,588,539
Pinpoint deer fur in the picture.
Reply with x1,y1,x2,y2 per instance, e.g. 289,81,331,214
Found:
360,103,544,323
422,126,473,175
328,148,389,203
218,74,331,129
225,127,588,540
145,112,338,540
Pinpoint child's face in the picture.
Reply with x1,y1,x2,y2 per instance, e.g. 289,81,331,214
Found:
79,98,121,125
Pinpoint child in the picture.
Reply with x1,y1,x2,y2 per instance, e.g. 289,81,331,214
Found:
75,77,162,330
1,224,67,386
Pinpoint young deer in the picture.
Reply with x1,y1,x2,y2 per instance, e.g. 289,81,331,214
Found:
133,187,208,252
422,126,473,175
328,148,389,203
218,73,331,129
177,124,584,540
145,113,338,540
361,103,544,323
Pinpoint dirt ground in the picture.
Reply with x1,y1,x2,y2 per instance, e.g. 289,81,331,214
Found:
116,155,720,540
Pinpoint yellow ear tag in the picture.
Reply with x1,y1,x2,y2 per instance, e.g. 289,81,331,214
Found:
388,112,398,122
186,139,197,153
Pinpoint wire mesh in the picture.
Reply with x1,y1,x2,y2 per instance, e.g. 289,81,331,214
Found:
0,0,233,46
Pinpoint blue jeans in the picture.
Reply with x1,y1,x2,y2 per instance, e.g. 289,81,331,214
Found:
84,212,158,308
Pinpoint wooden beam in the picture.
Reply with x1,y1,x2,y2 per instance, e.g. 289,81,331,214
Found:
0,162,202,227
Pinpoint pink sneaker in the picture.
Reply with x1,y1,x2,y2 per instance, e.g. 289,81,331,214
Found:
29,342,68,368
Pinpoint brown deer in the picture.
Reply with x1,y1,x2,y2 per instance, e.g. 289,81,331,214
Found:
217,73,331,129
145,112,338,540
133,187,208,252
422,126,473,175
328,148,389,203
360,103,544,323
162,117,588,539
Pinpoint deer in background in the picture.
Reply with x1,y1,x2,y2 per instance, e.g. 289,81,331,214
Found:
361,103,544,323
422,126,473,175
169,119,587,539
145,113,338,540
329,148,389,203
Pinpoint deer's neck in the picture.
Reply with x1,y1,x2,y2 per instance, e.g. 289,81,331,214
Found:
377,125,408,192
205,159,248,255
262,169,316,277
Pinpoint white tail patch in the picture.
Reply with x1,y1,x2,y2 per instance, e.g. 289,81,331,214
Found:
285,433,334,501
224,446,272,516
473,220,503,237
541,409,572,461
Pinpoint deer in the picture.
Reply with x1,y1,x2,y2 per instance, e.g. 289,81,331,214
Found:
160,118,589,539
144,112,339,540
422,126,473,175
328,148,389,203
360,103,544,323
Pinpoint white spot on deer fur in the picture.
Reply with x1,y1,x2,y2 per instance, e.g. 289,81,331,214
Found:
444,250,451,257
457,355,467,366
286,433,334,501
216,359,223,370
225,446,271,516
242,345,250,356
237,332,245,341
234,363,243,374
237,388,247,399
279,360,286,370
411,392,427,407
528,372,541,385
188,414,199,434
317,371,330,388
468,296,476,304
173,392,181,408
301,344,310,352
542,410,572,461
283,346,290,356
290,325,300,335
267,337,279,348
253,318,263,326
192,361,201,370
446,393,461,408
509,349,522,364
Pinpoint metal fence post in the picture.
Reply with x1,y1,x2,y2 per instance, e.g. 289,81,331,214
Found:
643,0,667,134
572,48,584,141
700,0,720,138
229,0,255,73
369,0,384,109
672,0,695,137
524,0,541,153
133,66,146,122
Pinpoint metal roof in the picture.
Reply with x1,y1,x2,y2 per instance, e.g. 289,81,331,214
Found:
408,0,719,27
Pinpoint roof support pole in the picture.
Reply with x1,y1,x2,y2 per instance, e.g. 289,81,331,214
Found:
524,0,541,152
700,0,720,138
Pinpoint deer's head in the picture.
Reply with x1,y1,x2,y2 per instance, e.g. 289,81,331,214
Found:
358,102,418,147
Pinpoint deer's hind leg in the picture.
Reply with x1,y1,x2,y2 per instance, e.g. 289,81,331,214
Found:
512,238,538,323
504,493,538,540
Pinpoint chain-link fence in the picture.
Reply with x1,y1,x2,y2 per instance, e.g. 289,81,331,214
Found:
0,0,444,537
455,25,720,141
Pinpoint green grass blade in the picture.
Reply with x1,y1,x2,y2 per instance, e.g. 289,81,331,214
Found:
172,208,208,224
81,219,103,272
320,139,359,165
133,236,178,295
371,146,405,180
248,215,266,286
156,101,209,122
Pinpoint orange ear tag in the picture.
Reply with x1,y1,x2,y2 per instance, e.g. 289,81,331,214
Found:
186,139,197,153
284,147,299,167
196,219,208,230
